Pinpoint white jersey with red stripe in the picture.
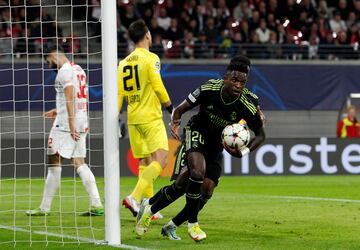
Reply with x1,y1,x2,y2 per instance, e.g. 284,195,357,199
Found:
53,62,88,133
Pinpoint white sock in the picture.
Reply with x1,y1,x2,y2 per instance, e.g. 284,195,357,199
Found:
77,164,102,207
188,222,198,228
167,220,176,228
40,167,62,212
147,205,154,216
143,198,149,206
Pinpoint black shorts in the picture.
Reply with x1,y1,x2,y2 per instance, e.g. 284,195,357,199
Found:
171,126,223,185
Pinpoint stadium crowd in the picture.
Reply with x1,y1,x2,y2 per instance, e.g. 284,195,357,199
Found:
116,0,360,59
1,0,360,59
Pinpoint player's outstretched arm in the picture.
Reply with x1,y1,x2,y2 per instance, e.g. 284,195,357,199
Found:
170,100,193,140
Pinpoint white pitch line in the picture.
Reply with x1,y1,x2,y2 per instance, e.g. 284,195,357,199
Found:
242,194,360,203
0,225,148,250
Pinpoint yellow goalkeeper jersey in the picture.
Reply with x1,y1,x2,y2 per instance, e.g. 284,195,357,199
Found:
118,47,170,124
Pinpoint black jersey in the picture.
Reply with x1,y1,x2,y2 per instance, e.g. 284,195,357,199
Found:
185,79,263,153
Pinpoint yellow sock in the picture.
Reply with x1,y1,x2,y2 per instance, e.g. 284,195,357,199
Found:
143,182,154,198
139,165,154,198
130,165,146,202
138,165,146,177
131,162,162,202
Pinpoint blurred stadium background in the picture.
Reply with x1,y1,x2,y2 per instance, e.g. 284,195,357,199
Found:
1,0,360,249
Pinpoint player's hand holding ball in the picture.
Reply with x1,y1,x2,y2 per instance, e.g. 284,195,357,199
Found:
222,123,250,158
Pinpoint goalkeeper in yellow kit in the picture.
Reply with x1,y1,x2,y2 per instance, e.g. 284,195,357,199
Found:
118,19,173,219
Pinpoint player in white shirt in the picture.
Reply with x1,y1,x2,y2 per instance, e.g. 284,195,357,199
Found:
26,46,104,216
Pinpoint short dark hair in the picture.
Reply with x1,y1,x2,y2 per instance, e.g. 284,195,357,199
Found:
227,55,251,74
229,55,251,67
44,44,64,57
128,19,149,44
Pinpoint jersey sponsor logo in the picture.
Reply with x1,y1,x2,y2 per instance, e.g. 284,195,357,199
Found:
206,111,231,128
207,105,214,110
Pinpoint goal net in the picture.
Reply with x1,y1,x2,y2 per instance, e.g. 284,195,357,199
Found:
0,0,106,246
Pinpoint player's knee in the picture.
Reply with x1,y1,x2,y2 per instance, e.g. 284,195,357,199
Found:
190,168,205,180
152,149,168,168
72,158,85,169
201,179,216,197
201,185,214,197
159,154,168,168
48,154,61,166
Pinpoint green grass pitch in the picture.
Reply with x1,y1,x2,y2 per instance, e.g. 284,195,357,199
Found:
1,176,360,249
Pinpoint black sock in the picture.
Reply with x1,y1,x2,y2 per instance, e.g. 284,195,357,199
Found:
149,186,166,205
172,193,211,226
198,193,211,211
172,204,188,226
186,177,203,223
151,183,184,214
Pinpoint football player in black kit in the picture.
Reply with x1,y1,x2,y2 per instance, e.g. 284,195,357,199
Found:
135,55,266,242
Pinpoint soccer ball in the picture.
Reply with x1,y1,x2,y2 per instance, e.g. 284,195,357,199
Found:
222,123,250,149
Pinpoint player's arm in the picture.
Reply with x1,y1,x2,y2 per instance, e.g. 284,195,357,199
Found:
148,55,173,112
44,108,57,119
247,126,266,152
117,63,127,138
64,85,80,141
171,85,204,140
170,100,193,140
244,88,266,124
117,64,124,113
257,106,266,124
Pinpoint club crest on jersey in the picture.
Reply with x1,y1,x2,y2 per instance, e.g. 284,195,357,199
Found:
230,112,237,121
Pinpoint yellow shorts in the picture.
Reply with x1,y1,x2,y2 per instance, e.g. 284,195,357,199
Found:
129,119,168,159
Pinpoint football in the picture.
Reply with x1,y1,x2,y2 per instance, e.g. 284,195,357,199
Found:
222,123,250,149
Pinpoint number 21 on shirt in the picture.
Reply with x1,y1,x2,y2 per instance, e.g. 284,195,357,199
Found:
123,65,140,91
